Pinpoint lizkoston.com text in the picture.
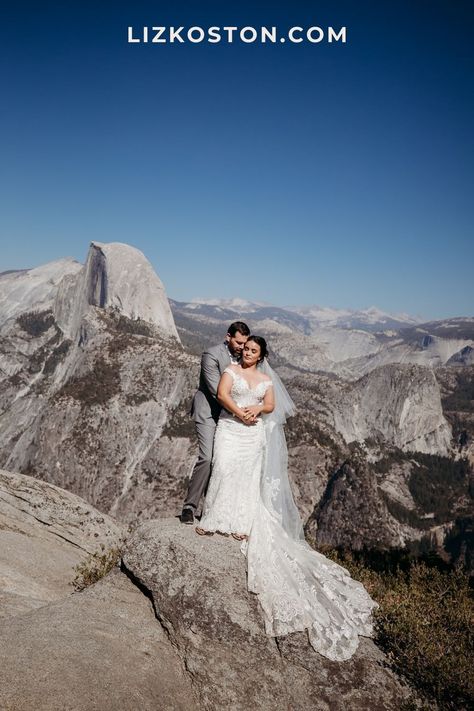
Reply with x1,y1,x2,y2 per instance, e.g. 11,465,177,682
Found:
127,26,347,45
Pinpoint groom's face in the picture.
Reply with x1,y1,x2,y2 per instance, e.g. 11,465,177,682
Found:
226,331,248,357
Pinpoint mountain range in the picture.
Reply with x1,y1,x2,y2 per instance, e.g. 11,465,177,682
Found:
0,242,472,568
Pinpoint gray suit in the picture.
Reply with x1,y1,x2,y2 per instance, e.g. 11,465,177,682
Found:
184,343,233,510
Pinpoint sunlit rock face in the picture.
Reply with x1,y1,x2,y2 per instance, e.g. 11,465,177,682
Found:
53,241,179,342
0,242,192,522
0,472,193,711
171,299,474,380
329,364,452,455
0,468,124,619
0,259,82,328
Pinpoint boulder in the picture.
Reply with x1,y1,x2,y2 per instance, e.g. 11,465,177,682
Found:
0,473,415,711
0,569,194,711
0,469,124,618
122,517,413,710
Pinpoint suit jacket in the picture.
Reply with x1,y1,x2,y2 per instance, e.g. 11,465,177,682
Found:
190,343,233,424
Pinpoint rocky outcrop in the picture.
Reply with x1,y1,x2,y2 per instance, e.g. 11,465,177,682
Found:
0,259,82,328
0,469,124,618
447,345,474,366
0,571,194,711
122,518,413,710
0,476,414,710
0,244,468,555
0,314,197,521
330,364,451,455
308,462,421,551
0,473,193,710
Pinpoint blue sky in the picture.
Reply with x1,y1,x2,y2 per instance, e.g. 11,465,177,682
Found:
1,1,473,319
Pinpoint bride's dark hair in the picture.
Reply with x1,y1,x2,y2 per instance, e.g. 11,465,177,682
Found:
247,335,268,363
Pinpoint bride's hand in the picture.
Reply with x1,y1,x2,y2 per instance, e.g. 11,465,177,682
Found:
237,408,256,425
242,405,262,422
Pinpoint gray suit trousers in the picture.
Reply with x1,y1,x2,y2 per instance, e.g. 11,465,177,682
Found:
184,419,217,510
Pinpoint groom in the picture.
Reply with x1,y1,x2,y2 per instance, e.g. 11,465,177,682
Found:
180,321,250,524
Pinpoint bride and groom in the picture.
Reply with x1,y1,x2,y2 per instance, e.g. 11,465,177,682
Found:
180,322,377,661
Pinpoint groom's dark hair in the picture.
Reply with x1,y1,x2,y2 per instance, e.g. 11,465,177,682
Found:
228,321,250,337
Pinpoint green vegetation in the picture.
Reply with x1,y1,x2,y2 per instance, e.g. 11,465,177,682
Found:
114,314,155,337
319,547,474,710
72,546,121,591
381,493,432,530
56,357,120,405
373,450,472,528
408,454,471,523
444,516,474,571
14,309,69,379
285,413,341,457
373,448,407,473
16,309,55,336
443,371,474,413
99,308,156,338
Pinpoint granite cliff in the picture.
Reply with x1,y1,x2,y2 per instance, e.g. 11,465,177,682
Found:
0,242,195,523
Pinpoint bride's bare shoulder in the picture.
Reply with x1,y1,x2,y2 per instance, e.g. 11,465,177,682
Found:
223,364,240,377
225,363,240,373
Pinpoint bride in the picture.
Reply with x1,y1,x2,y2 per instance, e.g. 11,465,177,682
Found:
197,335,377,662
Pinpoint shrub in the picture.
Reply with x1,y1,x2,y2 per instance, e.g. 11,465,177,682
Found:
319,547,474,710
57,357,120,405
377,564,473,709
72,546,121,591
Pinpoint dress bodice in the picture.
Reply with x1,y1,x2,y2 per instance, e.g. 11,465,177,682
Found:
223,367,273,410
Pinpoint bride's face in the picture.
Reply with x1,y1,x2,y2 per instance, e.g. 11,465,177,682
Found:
242,340,261,367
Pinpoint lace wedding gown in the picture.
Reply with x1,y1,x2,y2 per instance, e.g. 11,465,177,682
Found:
199,369,273,536
199,367,377,662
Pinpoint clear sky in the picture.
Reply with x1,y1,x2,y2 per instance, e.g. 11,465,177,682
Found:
1,0,473,319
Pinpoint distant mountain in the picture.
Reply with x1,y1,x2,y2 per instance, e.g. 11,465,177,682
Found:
189,297,270,311
287,304,423,331
170,298,474,379
176,297,423,332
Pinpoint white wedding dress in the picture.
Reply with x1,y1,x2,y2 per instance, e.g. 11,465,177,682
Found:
199,366,377,662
